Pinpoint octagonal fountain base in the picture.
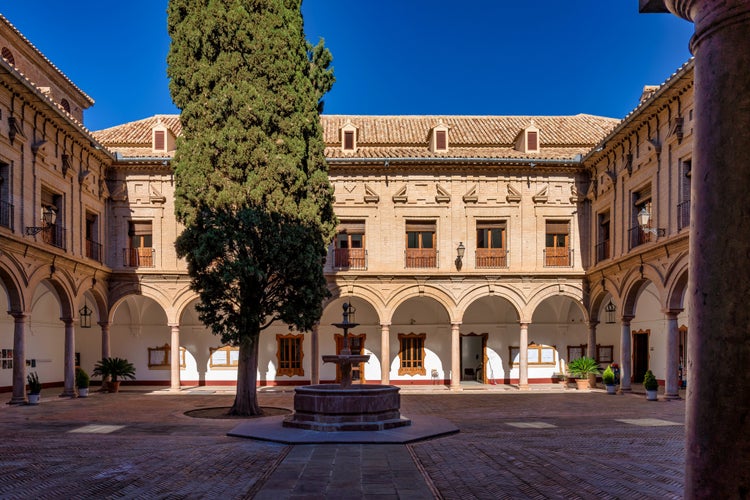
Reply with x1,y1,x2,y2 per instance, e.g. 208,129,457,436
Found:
282,384,411,432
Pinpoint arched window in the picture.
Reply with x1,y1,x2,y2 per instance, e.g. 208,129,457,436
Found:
60,99,71,113
1,47,15,65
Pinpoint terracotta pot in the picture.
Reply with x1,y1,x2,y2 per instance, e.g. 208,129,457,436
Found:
108,381,121,393
575,378,590,390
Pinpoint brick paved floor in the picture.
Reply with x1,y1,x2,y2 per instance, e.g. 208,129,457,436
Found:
0,386,685,499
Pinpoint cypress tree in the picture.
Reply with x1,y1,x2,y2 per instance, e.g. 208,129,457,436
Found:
167,0,335,415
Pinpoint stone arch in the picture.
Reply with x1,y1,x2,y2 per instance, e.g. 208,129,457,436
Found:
0,259,25,312
383,284,458,324
455,283,524,323
28,274,74,320
665,256,690,311
620,265,666,317
525,284,587,324
325,282,387,325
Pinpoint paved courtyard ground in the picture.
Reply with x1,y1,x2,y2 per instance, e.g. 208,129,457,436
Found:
0,385,685,499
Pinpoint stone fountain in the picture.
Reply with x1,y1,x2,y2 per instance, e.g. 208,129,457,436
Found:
283,303,411,431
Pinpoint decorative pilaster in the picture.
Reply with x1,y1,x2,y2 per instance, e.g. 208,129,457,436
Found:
380,323,390,385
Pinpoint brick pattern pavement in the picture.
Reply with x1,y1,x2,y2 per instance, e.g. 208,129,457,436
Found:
0,387,685,499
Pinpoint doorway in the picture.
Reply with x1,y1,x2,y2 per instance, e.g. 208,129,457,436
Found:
460,333,487,383
632,329,650,383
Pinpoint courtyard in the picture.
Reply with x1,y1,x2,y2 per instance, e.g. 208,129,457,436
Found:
0,386,685,499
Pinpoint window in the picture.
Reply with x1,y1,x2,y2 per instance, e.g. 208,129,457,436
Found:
476,221,507,268
60,99,71,114
343,130,354,150
209,346,239,368
1,47,15,65
341,123,358,152
596,211,610,262
509,344,557,366
435,130,447,150
154,130,166,151
527,130,538,151
0,162,11,229
398,333,426,376
126,221,154,267
405,221,436,268
276,334,303,377
678,159,691,230
40,188,64,249
629,185,652,249
596,345,614,364
334,221,366,270
147,343,186,369
544,220,570,266
85,212,102,262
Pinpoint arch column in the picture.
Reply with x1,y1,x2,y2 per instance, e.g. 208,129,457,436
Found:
587,321,598,359
618,316,633,393
664,310,682,400
99,321,111,360
450,323,461,391
169,324,181,391
643,2,750,495
519,322,529,390
380,323,390,385
61,318,76,397
311,323,319,385
9,313,28,404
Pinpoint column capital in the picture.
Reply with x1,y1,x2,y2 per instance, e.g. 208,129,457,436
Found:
664,309,683,318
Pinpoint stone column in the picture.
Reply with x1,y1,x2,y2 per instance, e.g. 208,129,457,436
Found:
169,324,181,391
587,321,598,359
61,318,76,397
9,313,28,404
642,2,750,495
618,316,633,393
664,310,682,400
380,323,390,385
450,323,461,390
519,322,529,390
99,322,111,360
311,323,319,385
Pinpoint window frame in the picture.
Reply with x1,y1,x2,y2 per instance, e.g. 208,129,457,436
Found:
398,333,427,376
276,333,304,377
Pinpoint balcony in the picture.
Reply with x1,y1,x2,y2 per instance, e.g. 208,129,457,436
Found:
405,248,437,268
42,225,66,250
333,248,367,270
0,200,13,229
475,248,508,268
124,247,155,268
86,239,103,263
628,224,652,249
595,240,610,263
544,247,572,267
677,200,690,230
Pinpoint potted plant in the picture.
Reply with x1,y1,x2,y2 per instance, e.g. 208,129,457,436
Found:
26,371,42,404
643,369,658,401
566,356,601,390
602,365,617,394
92,357,136,393
76,367,90,397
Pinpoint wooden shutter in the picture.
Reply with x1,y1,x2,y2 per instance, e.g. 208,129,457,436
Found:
436,130,447,150
154,130,166,151
527,131,538,150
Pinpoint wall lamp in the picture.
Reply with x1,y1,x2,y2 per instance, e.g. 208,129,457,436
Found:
637,207,665,236
25,206,57,235
604,299,617,324
455,242,465,270
79,301,93,329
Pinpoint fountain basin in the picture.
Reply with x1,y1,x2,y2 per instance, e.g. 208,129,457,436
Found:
283,384,411,431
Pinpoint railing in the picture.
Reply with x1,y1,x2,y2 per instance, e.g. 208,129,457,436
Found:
123,247,155,267
333,248,367,270
86,239,103,263
475,248,508,268
677,200,691,230
595,240,610,263
42,225,66,250
544,247,572,267
405,248,437,268
628,224,652,249
0,200,13,229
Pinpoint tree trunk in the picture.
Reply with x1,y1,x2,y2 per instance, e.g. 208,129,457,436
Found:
229,334,262,416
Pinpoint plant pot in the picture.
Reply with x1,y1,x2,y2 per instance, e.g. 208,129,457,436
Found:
108,381,121,393
575,378,590,390
606,384,617,395
78,387,89,398
27,394,41,405
646,389,658,401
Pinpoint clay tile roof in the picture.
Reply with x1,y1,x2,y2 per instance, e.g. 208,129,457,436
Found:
92,115,182,158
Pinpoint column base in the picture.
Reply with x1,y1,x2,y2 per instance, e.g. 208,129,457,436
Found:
664,393,682,400
518,384,530,391
449,385,463,392
59,390,76,398
617,387,632,395
7,396,28,405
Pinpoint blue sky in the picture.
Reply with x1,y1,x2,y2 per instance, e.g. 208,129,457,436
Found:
1,1,693,132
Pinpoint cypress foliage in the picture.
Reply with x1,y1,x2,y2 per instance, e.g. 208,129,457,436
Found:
167,0,335,415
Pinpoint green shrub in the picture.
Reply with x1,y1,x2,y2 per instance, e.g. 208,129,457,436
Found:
75,367,90,388
602,365,615,385
92,357,136,383
643,370,658,391
26,372,42,395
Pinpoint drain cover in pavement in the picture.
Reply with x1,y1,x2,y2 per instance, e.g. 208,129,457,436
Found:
69,424,125,434
616,418,682,427
506,422,557,429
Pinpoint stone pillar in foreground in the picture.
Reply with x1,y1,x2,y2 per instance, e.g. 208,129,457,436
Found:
61,318,76,397
9,313,28,404
450,323,461,390
169,324,181,391
380,323,390,385
641,1,750,496
618,317,633,393
518,322,529,390
664,310,682,400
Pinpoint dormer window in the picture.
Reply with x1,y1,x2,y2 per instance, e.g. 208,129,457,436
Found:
340,122,358,152
515,123,541,153
152,123,174,153
430,123,449,153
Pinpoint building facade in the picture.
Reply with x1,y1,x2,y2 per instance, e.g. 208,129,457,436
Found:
0,14,692,399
